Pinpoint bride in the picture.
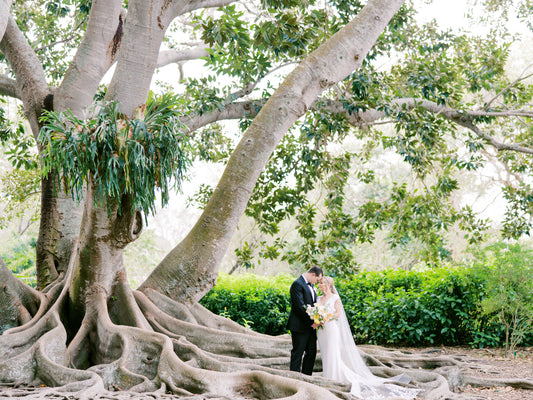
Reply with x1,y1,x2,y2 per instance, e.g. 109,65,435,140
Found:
316,276,420,400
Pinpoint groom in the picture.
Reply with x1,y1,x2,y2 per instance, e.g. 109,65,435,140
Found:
287,266,323,375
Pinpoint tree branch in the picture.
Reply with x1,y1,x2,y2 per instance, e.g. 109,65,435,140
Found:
458,119,533,155
156,44,209,68
0,0,12,40
33,17,87,54
184,97,533,155
180,0,237,14
182,99,266,133
483,64,533,110
55,0,124,114
328,98,533,155
0,73,20,99
106,0,176,115
0,16,48,137
182,61,298,131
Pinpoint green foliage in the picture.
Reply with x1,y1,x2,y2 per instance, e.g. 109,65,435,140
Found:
501,183,533,239
0,236,37,287
38,93,191,216
0,103,41,229
470,243,533,356
200,273,293,335
203,253,533,348
0,168,41,230
336,267,488,346
10,1,90,84
0,106,39,171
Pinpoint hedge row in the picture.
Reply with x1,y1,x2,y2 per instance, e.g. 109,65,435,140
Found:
200,267,532,348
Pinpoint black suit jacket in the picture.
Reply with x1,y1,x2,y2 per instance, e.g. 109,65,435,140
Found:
286,275,316,332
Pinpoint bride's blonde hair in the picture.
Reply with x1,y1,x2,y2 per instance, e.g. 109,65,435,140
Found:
322,276,336,293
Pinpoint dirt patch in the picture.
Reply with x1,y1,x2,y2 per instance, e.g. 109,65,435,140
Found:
395,346,533,400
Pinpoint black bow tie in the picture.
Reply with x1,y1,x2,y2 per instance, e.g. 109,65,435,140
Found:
307,282,314,287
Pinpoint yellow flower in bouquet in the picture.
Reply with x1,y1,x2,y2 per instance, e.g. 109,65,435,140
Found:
306,303,337,329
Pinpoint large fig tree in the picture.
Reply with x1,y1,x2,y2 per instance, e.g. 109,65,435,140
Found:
1,0,532,399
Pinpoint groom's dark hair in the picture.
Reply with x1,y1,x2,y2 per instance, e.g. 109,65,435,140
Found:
307,266,323,276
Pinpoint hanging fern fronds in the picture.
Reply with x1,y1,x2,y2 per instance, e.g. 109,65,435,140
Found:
38,92,191,216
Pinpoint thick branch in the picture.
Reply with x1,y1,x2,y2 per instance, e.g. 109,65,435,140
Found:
106,0,171,115
0,0,12,41
180,0,237,14
183,99,266,133
55,0,124,114
0,16,48,138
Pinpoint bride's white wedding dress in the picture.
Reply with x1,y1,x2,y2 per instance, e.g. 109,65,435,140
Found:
317,294,419,400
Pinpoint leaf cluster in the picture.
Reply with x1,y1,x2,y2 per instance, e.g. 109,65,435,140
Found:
0,106,39,171
470,242,533,354
502,182,533,238
9,1,91,84
38,93,191,216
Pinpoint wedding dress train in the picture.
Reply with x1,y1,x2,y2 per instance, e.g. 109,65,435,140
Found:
317,294,420,400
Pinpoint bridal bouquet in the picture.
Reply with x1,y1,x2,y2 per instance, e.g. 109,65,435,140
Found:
306,303,337,329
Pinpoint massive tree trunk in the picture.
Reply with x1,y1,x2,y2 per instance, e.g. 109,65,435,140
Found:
1,0,532,399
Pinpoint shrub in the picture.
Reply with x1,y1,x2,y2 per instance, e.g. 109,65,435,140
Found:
201,254,533,348
200,273,293,335
470,243,533,355
336,267,486,346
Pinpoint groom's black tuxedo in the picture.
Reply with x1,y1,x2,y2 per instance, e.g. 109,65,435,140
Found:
287,275,317,375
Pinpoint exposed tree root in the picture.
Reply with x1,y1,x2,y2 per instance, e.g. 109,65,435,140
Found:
1,273,533,400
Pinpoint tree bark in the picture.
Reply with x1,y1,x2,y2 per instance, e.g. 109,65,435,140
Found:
105,0,172,114
0,16,48,137
0,0,12,41
54,0,124,115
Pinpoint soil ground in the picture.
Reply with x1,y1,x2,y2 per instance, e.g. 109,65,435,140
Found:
0,346,531,399
395,345,533,400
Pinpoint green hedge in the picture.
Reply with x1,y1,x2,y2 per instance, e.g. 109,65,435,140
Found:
200,267,532,347
336,267,493,346
200,273,293,335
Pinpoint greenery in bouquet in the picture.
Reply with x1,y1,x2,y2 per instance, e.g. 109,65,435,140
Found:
306,303,337,328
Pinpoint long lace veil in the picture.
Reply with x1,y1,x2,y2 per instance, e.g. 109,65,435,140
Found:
330,285,380,381
332,285,415,388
